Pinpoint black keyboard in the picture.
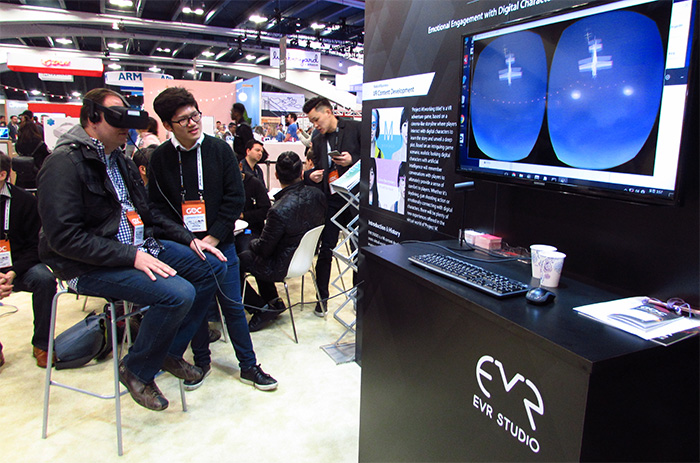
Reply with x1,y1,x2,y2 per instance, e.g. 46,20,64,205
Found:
408,253,529,298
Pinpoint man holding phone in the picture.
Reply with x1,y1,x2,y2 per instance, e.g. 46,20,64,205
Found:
302,97,362,316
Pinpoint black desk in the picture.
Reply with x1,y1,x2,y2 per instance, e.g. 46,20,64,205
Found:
358,242,699,462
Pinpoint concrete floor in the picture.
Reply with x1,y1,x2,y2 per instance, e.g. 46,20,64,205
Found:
0,271,360,462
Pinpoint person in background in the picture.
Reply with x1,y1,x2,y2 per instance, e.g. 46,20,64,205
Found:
132,146,155,187
240,139,265,184
239,151,327,332
283,113,299,142
297,125,312,148
15,116,50,189
224,122,236,144
137,117,160,149
302,96,361,316
8,115,19,143
253,125,265,142
0,151,57,368
0,116,6,126
149,87,277,392
215,120,225,139
231,102,253,162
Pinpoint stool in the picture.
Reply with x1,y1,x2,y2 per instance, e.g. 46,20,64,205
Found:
42,282,187,456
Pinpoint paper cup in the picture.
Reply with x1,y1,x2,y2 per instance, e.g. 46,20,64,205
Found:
540,251,566,288
530,245,557,279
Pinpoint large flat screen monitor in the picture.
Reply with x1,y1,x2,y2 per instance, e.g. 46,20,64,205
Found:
457,0,697,205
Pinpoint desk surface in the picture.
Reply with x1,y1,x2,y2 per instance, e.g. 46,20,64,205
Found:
363,241,664,368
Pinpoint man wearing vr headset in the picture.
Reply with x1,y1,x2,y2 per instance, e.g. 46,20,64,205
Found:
37,88,227,411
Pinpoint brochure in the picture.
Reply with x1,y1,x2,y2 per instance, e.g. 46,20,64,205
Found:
574,296,700,344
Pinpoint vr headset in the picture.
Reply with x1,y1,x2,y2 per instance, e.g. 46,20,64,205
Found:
85,98,150,129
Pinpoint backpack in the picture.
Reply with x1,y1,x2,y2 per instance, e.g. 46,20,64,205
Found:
53,311,110,370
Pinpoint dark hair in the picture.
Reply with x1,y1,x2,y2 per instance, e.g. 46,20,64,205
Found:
368,156,378,204
228,122,236,129
132,146,155,177
303,96,332,115
18,120,43,143
245,139,263,151
231,102,246,120
153,87,199,125
145,116,158,135
276,151,303,184
80,88,126,128
400,107,408,127
0,151,10,176
286,112,297,121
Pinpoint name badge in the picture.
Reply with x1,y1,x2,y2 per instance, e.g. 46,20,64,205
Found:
125,210,144,246
328,169,339,184
182,200,207,232
0,239,11,267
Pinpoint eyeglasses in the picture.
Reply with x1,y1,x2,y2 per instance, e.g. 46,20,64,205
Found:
171,111,202,127
643,297,700,318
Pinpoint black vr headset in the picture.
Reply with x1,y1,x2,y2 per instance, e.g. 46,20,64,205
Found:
84,98,149,129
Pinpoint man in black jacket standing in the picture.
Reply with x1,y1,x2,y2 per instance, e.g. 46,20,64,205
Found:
240,151,327,332
149,87,277,391
231,102,254,162
37,88,226,411
0,151,56,368
302,97,361,316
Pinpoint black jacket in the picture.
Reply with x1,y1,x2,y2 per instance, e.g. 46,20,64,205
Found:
148,135,245,245
0,183,42,277
304,118,362,198
248,181,327,282
37,124,191,280
241,173,270,236
233,122,253,162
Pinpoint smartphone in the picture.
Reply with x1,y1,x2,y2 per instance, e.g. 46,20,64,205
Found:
329,150,341,159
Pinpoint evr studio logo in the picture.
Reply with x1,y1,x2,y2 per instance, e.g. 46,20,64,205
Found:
473,355,544,453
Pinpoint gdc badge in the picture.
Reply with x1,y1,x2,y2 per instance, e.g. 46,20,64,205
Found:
182,200,207,232
0,239,11,267
125,210,145,246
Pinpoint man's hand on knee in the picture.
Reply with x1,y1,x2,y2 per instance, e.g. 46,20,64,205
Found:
134,250,177,281
190,238,227,262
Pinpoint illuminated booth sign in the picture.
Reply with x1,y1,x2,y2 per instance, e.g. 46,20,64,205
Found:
270,48,321,71
105,71,174,89
8,52,103,77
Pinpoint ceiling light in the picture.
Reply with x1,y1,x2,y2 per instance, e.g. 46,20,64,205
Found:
246,54,256,61
30,89,41,96
187,69,197,74
193,7,204,15
250,14,267,24
56,38,72,45
72,91,82,97
109,0,133,7
108,63,122,70
149,66,161,72
107,42,123,49
156,47,171,53
183,6,192,14
201,51,215,57
311,23,325,30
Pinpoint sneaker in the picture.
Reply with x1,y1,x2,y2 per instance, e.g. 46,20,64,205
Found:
0,343,4,369
183,364,211,391
240,364,278,391
314,302,326,318
208,328,222,343
248,307,278,332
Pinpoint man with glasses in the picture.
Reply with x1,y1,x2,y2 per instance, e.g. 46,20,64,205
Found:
37,88,227,411
149,87,277,392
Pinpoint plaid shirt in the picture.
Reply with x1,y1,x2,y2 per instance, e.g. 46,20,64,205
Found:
69,139,161,291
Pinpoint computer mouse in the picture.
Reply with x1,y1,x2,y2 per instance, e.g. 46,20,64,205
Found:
525,287,556,305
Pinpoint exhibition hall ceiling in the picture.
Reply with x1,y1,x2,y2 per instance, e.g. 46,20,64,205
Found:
0,0,365,102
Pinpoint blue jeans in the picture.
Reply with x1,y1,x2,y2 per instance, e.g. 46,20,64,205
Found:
76,240,226,383
191,241,256,369
12,263,57,351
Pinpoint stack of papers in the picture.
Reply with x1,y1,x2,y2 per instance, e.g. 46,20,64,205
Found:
574,297,700,345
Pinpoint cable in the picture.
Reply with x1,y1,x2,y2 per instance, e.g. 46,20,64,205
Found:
0,301,19,318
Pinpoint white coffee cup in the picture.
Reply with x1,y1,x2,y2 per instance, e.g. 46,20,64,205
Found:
530,245,557,279
539,251,566,288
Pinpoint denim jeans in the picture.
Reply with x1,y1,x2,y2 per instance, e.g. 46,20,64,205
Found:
191,241,256,369
76,240,226,383
12,263,57,351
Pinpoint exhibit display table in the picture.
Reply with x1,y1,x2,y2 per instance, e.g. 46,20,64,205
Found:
358,241,699,462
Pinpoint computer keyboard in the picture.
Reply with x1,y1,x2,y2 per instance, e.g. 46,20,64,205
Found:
408,252,530,298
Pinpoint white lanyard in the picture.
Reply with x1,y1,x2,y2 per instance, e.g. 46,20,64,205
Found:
3,198,9,233
178,145,204,200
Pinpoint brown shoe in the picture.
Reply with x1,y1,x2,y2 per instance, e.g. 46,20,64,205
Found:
118,360,169,411
162,355,203,382
0,345,5,368
33,346,56,368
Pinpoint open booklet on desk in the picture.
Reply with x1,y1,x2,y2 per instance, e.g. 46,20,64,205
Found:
574,297,700,346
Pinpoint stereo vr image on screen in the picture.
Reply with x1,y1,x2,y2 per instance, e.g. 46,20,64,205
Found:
458,0,696,204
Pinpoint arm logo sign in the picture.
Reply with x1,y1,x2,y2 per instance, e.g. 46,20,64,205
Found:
476,355,544,432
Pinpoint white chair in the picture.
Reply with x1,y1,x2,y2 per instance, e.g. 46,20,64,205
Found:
244,224,325,343
42,282,187,456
